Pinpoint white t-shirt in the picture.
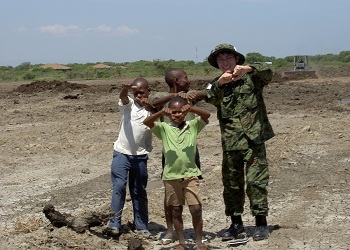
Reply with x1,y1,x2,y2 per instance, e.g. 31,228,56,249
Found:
113,97,152,155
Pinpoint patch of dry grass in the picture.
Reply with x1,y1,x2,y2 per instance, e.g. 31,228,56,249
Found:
14,216,44,234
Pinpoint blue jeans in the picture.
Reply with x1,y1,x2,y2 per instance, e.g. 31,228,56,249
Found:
109,151,149,230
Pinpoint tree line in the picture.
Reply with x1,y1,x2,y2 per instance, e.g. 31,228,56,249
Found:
1,51,349,82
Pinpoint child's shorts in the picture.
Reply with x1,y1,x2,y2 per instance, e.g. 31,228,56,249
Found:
163,176,202,206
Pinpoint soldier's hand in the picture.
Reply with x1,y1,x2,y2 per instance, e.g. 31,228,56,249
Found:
218,70,234,86
232,65,254,81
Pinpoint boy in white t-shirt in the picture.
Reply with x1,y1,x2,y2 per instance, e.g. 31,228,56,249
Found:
105,78,154,239
143,96,210,250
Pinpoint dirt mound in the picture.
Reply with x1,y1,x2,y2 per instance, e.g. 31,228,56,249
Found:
12,79,208,95
12,80,121,95
315,65,350,78
14,80,89,94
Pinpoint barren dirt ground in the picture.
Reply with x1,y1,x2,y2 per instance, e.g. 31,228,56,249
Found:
1,68,350,249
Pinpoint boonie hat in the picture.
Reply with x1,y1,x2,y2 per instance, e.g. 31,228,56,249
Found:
208,43,245,68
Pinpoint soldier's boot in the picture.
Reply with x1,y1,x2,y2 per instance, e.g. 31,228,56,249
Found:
252,215,270,241
221,215,246,241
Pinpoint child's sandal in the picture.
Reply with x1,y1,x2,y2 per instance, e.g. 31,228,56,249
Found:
159,238,173,245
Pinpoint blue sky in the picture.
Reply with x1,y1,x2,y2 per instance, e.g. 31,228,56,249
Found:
1,0,349,66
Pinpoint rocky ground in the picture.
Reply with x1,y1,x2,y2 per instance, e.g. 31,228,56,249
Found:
0,66,350,249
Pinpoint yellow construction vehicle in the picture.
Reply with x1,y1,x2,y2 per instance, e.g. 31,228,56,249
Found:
284,55,317,79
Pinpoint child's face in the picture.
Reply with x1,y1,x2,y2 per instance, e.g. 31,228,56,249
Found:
175,71,190,92
169,101,186,125
132,82,150,100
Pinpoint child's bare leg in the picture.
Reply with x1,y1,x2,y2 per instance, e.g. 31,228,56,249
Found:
172,205,186,246
189,204,204,248
164,194,173,239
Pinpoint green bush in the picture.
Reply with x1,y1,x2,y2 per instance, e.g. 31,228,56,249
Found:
22,72,35,80
1,52,350,83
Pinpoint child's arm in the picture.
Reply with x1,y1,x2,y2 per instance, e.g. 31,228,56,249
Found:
188,105,210,122
151,93,177,108
138,98,157,113
184,90,208,103
143,109,164,128
120,82,136,105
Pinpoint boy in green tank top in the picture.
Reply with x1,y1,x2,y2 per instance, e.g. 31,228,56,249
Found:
144,97,210,250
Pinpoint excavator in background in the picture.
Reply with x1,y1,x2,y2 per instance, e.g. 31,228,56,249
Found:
284,55,317,79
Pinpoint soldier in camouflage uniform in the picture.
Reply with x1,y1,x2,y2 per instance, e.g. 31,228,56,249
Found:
202,44,274,241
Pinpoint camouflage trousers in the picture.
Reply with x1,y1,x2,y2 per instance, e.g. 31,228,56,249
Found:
222,143,269,217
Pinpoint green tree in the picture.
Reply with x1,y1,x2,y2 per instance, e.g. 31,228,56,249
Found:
246,52,270,64
23,72,35,80
16,62,31,71
338,51,350,63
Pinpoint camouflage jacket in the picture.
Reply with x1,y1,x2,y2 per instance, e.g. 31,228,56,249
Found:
205,62,275,150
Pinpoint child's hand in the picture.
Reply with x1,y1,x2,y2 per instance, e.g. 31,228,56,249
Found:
122,82,137,90
177,92,187,100
138,98,155,112
138,97,150,106
162,107,172,117
187,92,197,102
181,104,191,115
177,92,192,104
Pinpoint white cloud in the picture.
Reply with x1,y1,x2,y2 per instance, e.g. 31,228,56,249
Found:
96,24,113,32
86,24,113,33
115,25,139,36
37,24,139,36
38,25,80,35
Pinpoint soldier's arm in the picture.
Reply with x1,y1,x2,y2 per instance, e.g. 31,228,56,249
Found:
204,77,225,106
248,62,274,85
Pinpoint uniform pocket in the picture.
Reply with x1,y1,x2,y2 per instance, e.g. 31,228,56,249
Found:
239,83,258,109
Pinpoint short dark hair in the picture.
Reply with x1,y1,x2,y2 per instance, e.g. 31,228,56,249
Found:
165,68,184,88
168,96,187,108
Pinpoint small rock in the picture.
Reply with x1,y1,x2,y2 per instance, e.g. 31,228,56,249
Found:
81,168,90,174
301,125,311,132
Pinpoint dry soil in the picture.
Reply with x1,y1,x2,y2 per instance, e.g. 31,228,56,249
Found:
1,67,350,249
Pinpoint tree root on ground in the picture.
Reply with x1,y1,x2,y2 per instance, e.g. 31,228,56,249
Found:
43,204,112,233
